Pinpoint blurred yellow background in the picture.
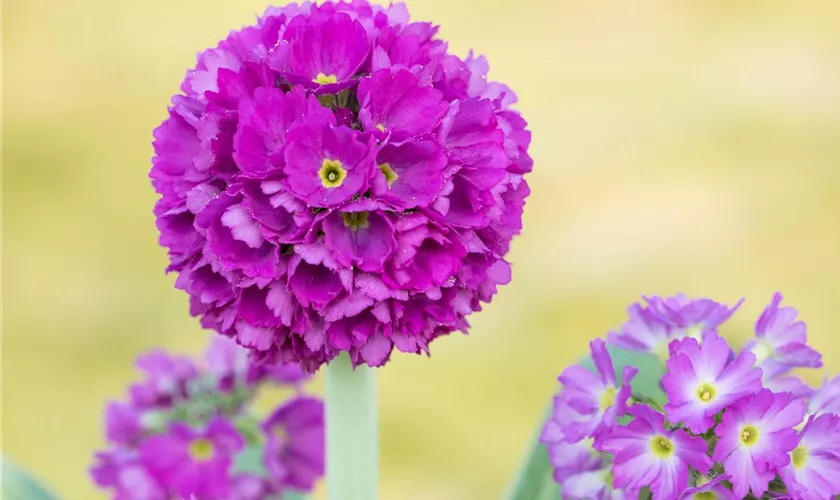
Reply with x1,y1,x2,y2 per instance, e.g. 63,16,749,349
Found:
4,0,840,498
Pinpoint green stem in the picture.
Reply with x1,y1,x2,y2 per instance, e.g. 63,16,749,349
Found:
326,353,378,500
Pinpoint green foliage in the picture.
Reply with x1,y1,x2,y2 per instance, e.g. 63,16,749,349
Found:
282,491,310,500
1,454,60,500
231,445,268,476
504,404,561,500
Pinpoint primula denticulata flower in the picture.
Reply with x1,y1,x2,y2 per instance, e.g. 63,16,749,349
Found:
662,331,762,434
542,339,636,445
712,389,805,498
607,295,741,361
150,0,532,370
541,293,840,500
90,336,324,500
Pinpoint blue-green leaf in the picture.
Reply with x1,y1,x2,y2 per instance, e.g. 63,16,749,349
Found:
504,405,560,500
232,445,268,476
1,454,61,500
506,348,665,500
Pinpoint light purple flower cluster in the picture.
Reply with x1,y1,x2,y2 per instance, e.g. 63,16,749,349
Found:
150,0,532,370
541,293,840,500
90,337,323,499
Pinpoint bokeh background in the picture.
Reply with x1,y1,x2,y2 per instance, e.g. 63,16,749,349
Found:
4,0,840,498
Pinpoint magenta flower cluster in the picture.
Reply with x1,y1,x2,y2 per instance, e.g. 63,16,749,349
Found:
541,293,840,499
90,337,324,499
150,0,532,370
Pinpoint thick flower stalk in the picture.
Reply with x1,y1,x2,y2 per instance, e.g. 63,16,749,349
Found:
541,293,840,499
150,0,532,371
90,337,324,500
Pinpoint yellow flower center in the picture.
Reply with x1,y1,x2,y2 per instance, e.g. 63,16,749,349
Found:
696,383,716,403
740,425,759,446
792,445,808,468
314,73,337,84
375,124,386,132
378,163,398,187
650,435,674,458
342,211,370,231
582,437,598,457
600,386,617,412
319,159,347,188
694,492,717,500
682,325,703,340
273,425,288,441
188,438,215,462
654,341,670,362
751,340,772,364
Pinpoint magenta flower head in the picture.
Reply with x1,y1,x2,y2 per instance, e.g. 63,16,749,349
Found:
662,331,762,433
779,413,840,499
150,0,532,370
601,405,712,499
712,389,806,498
543,339,637,445
91,340,324,499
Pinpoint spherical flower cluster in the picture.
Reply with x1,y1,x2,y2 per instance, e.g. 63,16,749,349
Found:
150,0,532,370
90,337,324,499
541,293,840,499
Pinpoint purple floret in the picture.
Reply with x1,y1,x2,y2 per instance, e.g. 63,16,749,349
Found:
745,292,823,374
150,0,533,370
662,331,762,434
262,396,325,491
140,417,245,499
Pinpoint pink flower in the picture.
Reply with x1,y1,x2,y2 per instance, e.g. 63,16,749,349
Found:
745,292,822,370
601,405,712,499
779,413,840,500
662,331,762,433
543,339,637,445
712,389,806,498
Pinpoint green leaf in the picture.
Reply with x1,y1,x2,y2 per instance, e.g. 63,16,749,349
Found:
232,445,268,476
1,454,61,500
282,491,309,500
505,348,665,500
504,405,560,500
